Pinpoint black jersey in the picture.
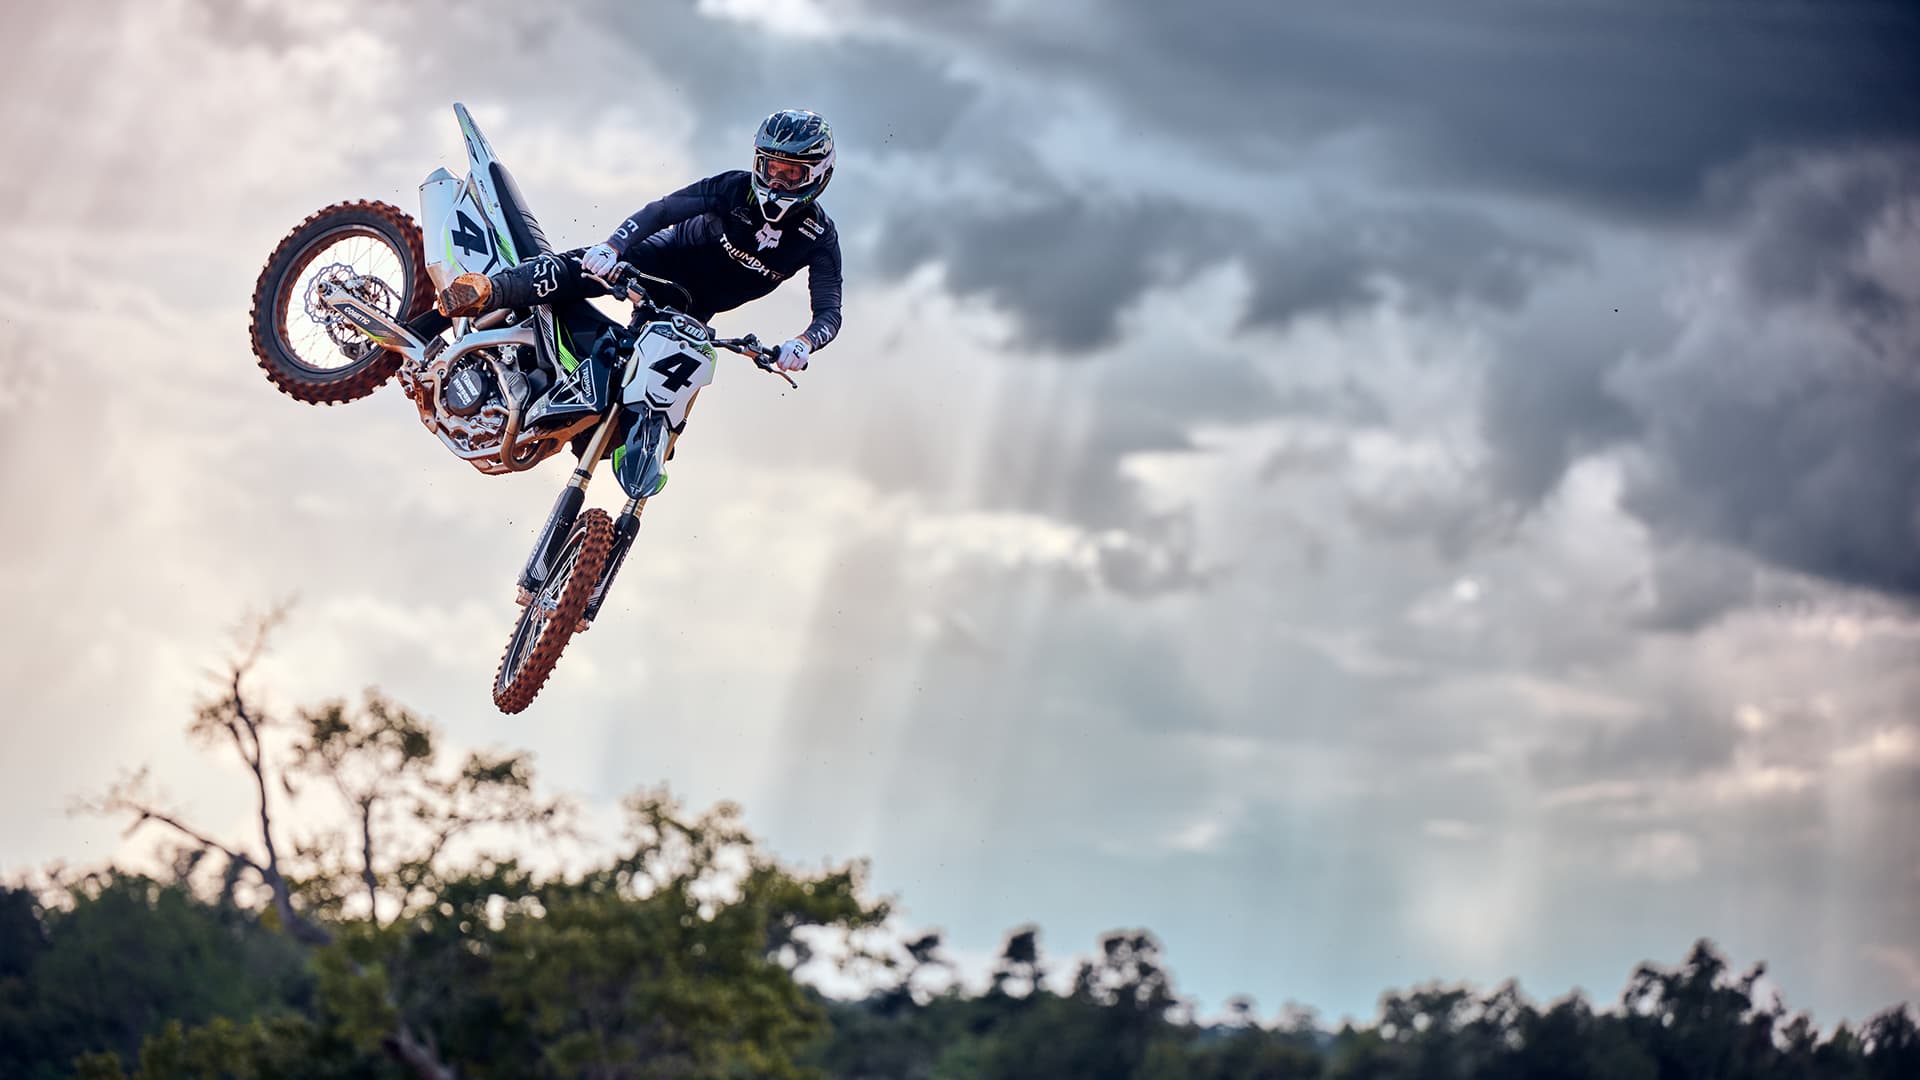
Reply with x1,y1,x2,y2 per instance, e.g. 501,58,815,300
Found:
606,170,842,350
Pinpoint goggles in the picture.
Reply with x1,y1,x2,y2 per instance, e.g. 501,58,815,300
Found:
756,151,818,193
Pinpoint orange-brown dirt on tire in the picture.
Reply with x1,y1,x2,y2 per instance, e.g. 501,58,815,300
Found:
493,509,616,714
249,200,432,405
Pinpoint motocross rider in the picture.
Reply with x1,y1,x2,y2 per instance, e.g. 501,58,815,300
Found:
436,108,841,380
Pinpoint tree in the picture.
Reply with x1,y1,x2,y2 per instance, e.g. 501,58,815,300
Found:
26,610,1920,1078
989,926,1045,999
76,612,887,1079
1862,1005,1920,1080
0,875,310,1080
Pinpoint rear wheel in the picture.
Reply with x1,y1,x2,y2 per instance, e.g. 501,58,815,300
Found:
493,509,614,714
249,200,430,405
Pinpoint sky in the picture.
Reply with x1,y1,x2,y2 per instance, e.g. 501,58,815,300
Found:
2,0,1918,1028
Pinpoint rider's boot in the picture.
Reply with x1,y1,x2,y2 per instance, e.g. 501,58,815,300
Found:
436,273,495,318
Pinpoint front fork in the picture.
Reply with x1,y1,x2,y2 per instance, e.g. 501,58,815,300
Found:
581,421,682,624
516,412,622,594
514,412,653,628
583,497,645,625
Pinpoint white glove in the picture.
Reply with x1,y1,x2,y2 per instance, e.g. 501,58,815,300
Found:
774,337,812,372
580,242,620,278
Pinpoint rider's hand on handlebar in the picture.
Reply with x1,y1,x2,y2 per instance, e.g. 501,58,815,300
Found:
581,243,620,278
774,337,811,372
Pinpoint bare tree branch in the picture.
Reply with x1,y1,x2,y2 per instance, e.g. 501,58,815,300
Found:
359,797,379,923
79,774,267,882
85,603,458,1078
384,1022,457,1080
229,665,323,941
128,806,263,878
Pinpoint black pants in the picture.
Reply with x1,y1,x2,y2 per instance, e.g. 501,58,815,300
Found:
408,250,711,337
492,251,607,310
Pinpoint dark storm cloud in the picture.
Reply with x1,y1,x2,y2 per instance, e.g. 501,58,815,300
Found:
1735,149,1920,330
346,0,976,171
1480,332,1649,506
876,194,1566,353
1461,150,1920,601
589,1,979,160
1623,154,1920,599
1621,361,1920,599
1243,206,1573,331
1639,542,1764,634
849,0,1920,217
876,195,1229,353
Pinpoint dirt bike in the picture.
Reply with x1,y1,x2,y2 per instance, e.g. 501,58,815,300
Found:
247,103,795,714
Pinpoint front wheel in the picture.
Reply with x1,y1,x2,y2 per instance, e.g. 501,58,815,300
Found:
249,200,430,405
493,509,614,714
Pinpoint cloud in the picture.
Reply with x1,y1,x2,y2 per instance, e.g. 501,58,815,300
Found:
842,0,1920,216
1479,324,1652,508
1617,830,1702,880
876,190,1568,354
1613,153,1920,598
6,0,1920,1034
1736,148,1920,324
1530,710,1739,788
875,193,1227,353
1242,205,1572,331
1865,945,1920,994
1422,818,1483,841
1460,148,1920,602
1637,541,1765,633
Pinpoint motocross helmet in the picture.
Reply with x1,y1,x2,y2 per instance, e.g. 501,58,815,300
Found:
752,109,834,224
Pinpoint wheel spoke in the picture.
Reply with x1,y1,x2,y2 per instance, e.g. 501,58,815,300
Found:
278,226,410,373
501,535,585,689
492,510,614,713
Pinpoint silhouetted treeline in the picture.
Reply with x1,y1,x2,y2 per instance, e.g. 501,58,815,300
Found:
809,927,1920,1079
4,630,1914,1078
3,871,1916,1079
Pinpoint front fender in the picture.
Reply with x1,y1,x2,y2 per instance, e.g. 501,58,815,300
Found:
611,409,671,500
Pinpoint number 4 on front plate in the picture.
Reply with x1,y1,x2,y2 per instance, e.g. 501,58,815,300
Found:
649,353,703,393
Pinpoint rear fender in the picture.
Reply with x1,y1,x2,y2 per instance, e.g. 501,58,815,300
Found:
426,103,522,275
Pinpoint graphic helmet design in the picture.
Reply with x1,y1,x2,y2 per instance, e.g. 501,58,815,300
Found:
752,109,834,224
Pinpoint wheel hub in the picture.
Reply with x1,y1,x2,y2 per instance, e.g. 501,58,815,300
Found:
303,263,401,354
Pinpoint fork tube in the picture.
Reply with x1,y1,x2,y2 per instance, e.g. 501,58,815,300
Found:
568,413,623,493
517,413,624,592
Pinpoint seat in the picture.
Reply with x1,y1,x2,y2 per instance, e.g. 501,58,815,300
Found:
488,160,554,262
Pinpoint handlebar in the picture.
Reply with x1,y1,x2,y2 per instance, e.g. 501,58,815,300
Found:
584,260,799,389
584,260,694,313
710,333,798,388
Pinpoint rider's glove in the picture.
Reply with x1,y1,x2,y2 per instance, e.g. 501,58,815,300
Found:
774,337,811,372
580,243,620,278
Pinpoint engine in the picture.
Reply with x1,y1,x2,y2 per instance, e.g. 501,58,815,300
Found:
442,359,497,417
396,341,573,475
